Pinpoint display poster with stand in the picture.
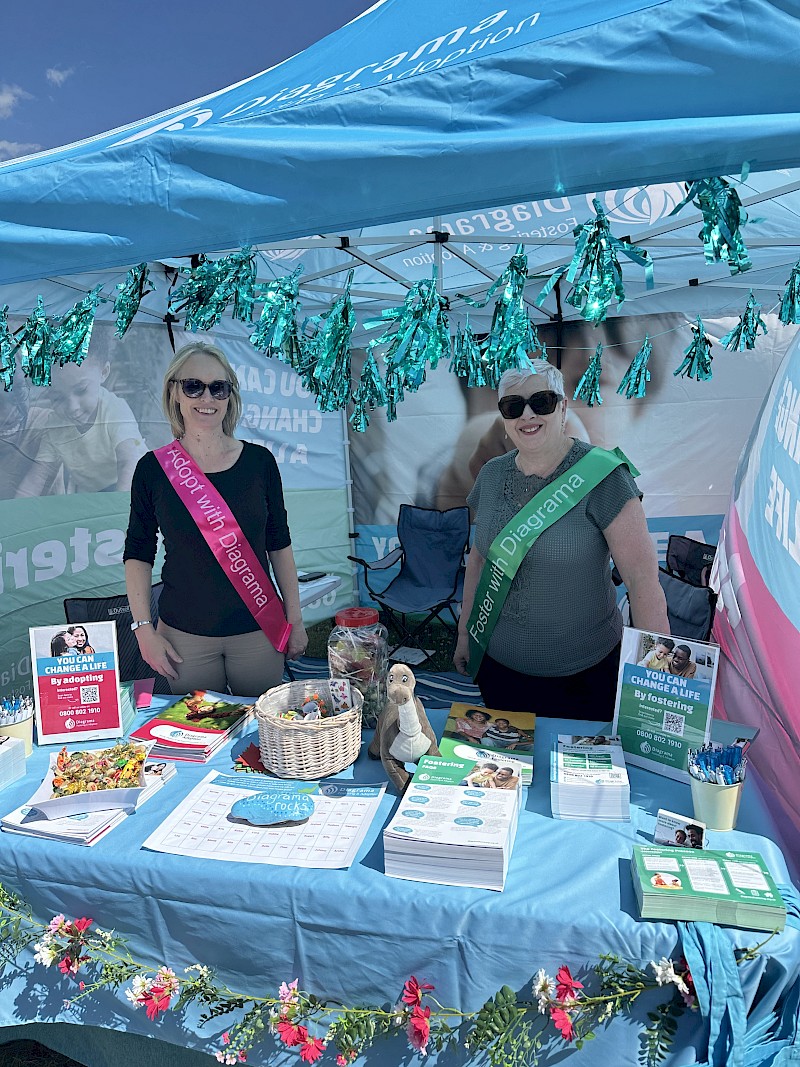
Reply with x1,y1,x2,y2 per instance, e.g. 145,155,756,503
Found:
611,627,718,783
29,621,122,744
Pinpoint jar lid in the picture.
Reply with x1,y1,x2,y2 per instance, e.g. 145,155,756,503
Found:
335,607,380,628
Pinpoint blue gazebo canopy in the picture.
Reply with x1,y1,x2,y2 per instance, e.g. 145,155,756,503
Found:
1,0,799,284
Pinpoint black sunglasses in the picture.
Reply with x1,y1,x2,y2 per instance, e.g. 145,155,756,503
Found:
172,378,233,400
498,389,562,420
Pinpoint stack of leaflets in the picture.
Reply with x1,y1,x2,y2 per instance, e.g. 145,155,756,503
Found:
130,690,254,762
440,702,535,785
631,844,787,932
550,735,630,821
383,754,523,891
2,759,176,846
0,735,27,791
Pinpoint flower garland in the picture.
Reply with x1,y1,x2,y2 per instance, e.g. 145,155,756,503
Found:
0,884,775,1067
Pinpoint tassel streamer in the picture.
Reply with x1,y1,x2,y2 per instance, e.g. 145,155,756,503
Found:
460,245,544,378
364,269,450,397
170,247,257,331
674,318,714,381
450,316,489,387
537,200,653,325
302,271,356,411
670,177,752,275
18,297,53,387
573,344,604,407
250,266,304,366
0,305,18,391
720,291,768,351
779,259,800,325
52,286,103,366
617,335,652,399
114,264,153,338
348,354,388,433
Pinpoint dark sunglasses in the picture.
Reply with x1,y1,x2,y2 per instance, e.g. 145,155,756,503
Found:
172,378,233,400
498,389,562,420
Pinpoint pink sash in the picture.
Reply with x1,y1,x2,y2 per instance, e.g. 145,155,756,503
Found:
154,441,291,653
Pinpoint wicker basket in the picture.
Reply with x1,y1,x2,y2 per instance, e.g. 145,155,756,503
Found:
255,679,363,779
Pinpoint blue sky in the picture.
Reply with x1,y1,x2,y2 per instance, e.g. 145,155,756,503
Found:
0,0,374,160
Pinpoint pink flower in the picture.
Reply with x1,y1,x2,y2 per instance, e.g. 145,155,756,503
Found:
279,979,299,1003
299,1036,326,1063
276,1020,307,1047
222,1032,230,1045
555,965,583,1002
58,955,79,976
550,1006,576,1042
407,1005,431,1053
237,1053,247,1063
78,982,85,992
401,976,434,1006
48,914,66,934
337,1057,348,1066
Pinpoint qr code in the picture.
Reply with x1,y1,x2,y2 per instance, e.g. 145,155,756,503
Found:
80,685,100,705
662,711,685,736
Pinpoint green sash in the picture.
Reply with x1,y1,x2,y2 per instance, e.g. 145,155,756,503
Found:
466,446,639,676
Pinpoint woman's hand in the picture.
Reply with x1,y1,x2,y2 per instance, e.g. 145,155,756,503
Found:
136,627,183,680
286,621,309,661
453,632,470,676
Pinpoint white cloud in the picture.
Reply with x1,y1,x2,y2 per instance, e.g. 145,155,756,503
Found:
46,66,74,88
0,83,32,120
0,140,42,161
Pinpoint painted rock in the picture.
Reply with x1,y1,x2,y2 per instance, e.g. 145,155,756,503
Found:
230,791,314,827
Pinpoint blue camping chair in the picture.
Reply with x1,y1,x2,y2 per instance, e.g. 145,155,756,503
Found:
348,504,471,664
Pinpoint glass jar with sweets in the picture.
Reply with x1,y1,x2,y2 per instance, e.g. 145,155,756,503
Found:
327,607,388,729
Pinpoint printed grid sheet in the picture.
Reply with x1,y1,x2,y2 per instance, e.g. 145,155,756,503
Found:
142,772,385,869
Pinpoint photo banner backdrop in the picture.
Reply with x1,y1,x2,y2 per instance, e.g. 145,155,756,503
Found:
712,332,800,882
0,317,354,708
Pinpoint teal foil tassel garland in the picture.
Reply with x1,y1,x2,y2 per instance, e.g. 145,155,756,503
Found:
461,245,543,378
450,316,488,387
349,354,387,432
670,177,752,275
250,266,304,366
720,291,768,351
779,259,800,325
537,200,653,325
114,264,153,338
170,247,257,331
52,286,103,365
303,270,355,412
364,268,450,396
574,344,604,407
674,318,714,381
617,335,652,399
18,297,53,387
0,305,17,391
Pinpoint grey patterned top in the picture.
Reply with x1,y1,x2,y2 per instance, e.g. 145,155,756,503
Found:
467,440,639,676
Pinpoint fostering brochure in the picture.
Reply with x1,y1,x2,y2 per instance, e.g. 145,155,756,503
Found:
440,703,535,785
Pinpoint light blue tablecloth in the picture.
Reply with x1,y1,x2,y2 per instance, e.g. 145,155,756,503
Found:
0,685,797,1067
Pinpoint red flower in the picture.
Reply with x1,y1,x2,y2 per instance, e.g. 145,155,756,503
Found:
402,976,434,1006
550,1006,576,1042
555,965,584,1002
142,984,172,1020
237,1054,246,1063
299,1036,326,1063
58,955,77,976
72,918,93,933
276,1020,308,1047
407,1005,431,1052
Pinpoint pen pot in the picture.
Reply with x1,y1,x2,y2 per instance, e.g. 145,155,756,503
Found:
690,776,742,831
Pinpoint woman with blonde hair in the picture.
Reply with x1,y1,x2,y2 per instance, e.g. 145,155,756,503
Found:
124,341,307,696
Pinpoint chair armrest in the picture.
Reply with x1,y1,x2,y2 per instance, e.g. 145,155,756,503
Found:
348,547,404,572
